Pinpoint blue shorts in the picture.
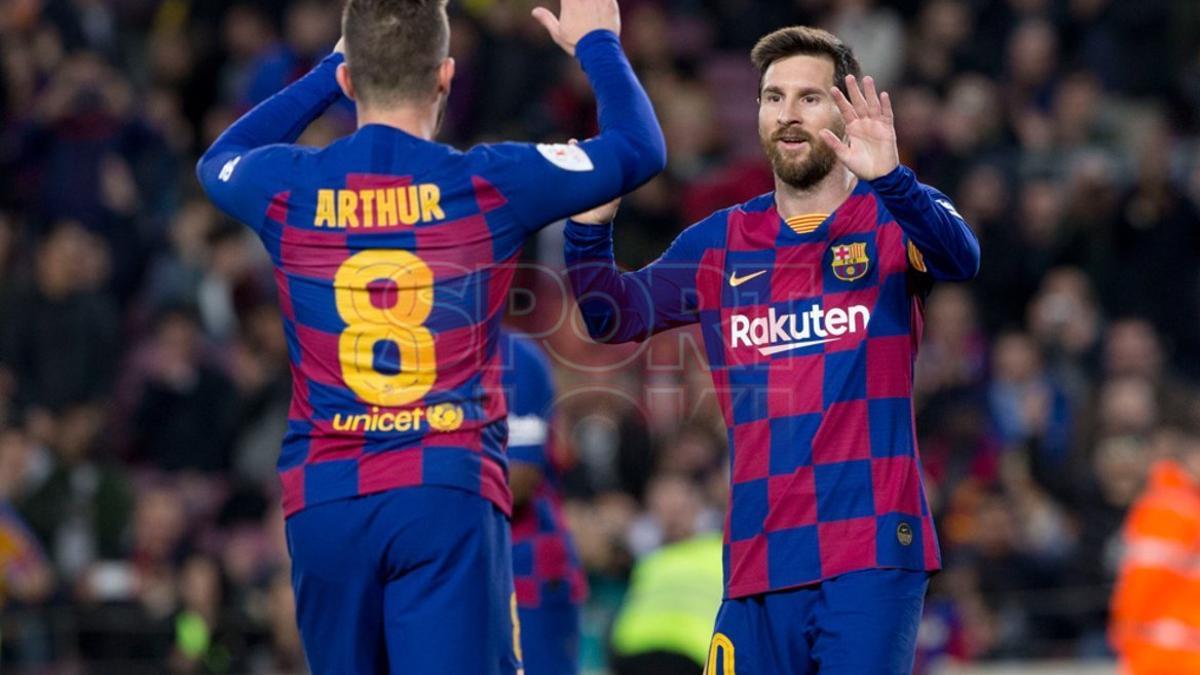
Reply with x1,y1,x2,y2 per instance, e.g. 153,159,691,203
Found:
518,600,581,675
707,569,929,675
285,487,521,675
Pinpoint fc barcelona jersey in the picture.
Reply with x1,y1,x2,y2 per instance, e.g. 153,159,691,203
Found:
497,330,587,609
564,166,979,597
197,31,665,517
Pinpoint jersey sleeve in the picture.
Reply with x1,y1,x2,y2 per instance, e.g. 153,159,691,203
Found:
869,165,980,281
563,218,704,344
196,145,301,231
196,52,347,230
470,30,665,235
504,335,555,473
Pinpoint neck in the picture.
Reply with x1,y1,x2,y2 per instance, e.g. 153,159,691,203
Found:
774,165,857,218
357,100,440,140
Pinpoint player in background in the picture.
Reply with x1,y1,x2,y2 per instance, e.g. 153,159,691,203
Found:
195,0,665,672
564,27,978,674
497,328,587,675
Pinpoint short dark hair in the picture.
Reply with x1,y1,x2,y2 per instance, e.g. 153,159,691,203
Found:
343,0,449,106
750,26,861,97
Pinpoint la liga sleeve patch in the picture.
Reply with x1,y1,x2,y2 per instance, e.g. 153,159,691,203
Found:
536,143,595,172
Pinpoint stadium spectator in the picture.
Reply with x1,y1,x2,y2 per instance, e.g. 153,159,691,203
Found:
987,331,1073,468
826,0,905,89
169,553,247,674
227,303,293,483
1108,123,1200,358
71,485,188,674
1103,318,1196,421
0,221,119,422
241,0,339,107
217,5,280,108
17,404,132,581
132,306,238,473
915,284,987,401
1025,267,1102,402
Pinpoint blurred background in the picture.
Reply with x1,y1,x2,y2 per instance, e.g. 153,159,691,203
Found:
1,0,1199,673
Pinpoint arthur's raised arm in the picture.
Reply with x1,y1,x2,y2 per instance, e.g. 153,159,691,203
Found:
472,0,666,233
196,44,346,229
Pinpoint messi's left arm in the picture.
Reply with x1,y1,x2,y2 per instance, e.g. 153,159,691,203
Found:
196,50,347,228
869,166,980,281
820,74,980,281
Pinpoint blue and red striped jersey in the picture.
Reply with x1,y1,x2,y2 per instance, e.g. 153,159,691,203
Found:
564,166,979,598
497,330,587,609
197,31,665,517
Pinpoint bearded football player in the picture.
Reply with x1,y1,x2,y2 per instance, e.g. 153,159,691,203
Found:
564,26,979,674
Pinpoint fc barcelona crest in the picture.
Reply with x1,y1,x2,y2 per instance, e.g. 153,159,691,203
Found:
831,242,870,282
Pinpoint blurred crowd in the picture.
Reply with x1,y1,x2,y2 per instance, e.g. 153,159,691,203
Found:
0,0,1199,672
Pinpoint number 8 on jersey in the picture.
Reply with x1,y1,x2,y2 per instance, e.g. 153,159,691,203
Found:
334,249,436,407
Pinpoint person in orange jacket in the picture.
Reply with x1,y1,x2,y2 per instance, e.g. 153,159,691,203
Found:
1110,424,1200,674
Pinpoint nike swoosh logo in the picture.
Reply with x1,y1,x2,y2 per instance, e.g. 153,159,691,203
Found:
729,270,766,287
758,338,839,356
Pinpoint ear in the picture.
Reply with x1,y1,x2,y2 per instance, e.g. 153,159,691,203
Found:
336,62,356,101
437,57,455,95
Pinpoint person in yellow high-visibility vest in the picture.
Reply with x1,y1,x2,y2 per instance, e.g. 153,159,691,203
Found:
610,475,724,675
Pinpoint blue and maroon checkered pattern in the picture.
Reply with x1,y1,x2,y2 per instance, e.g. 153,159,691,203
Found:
698,184,940,597
265,140,526,516
565,175,959,599
510,479,588,609
509,460,588,609
497,331,588,610
199,32,665,522
224,125,616,519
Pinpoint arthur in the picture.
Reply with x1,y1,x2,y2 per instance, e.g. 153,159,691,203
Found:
314,183,446,228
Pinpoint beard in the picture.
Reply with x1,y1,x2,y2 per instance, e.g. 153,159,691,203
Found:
761,120,843,190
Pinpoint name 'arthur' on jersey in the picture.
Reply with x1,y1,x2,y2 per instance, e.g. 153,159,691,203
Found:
313,183,446,228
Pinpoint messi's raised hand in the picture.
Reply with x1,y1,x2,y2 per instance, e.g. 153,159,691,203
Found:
532,0,621,58
819,75,900,181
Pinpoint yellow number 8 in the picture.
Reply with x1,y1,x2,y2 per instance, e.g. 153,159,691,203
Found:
705,633,734,675
334,250,436,406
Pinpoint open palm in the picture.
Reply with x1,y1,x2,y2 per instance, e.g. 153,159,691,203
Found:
818,75,900,181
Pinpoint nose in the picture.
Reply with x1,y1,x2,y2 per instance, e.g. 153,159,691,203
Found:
776,97,802,126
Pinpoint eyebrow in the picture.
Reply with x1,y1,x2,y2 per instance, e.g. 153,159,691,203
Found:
760,85,827,97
